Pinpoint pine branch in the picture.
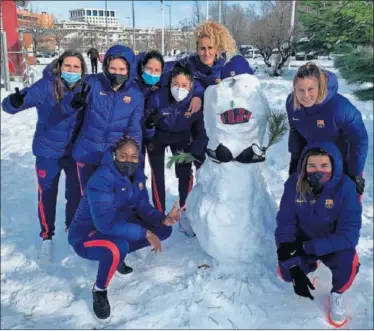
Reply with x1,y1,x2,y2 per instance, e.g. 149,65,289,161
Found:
267,110,289,148
167,152,199,169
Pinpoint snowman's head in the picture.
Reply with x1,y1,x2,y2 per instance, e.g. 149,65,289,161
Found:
204,57,271,157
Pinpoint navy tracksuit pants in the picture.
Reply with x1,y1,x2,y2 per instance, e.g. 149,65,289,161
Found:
146,140,194,212
72,219,172,289
277,249,360,293
35,156,81,239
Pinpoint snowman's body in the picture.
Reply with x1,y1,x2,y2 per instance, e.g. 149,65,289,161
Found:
186,73,277,263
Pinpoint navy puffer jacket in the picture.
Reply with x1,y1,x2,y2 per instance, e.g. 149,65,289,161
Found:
275,141,362,268
2,65,83,158
66,45,144,166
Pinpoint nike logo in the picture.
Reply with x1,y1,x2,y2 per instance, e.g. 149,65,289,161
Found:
292,117,300,121
290,250,297,256
100,91,107,96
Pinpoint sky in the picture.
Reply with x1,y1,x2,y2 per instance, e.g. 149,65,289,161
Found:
27,0,252,29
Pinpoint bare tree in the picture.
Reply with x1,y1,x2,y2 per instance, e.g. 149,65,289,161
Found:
177,21,194,52
225,4,251,46
247,1,300,76
152,30,162,51
31,29,45,55
191,0,203,27
52,24,74,56
65,33,84,52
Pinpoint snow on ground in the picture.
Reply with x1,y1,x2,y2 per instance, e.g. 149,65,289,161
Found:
1,60,373,329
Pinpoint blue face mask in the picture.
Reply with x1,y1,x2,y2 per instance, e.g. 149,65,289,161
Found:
142,71,161,85
61,71,81,85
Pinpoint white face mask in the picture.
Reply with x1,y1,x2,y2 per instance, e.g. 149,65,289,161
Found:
171,87,189,102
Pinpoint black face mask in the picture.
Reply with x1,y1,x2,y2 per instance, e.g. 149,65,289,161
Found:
114,160,138,177
207,143,266,164
106,72,128,87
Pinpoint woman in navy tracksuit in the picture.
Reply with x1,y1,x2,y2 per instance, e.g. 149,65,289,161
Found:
144,63,208,215
275,141,361,327
287,62,368,195
68,137,183,320
2,50,86,258
62,45,144,192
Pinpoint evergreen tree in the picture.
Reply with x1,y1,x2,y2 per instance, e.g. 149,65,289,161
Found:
299,0,373,101
334,44,373,101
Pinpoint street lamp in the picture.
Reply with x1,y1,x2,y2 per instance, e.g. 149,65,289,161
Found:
105,0,109,48
165,4,171,30
165,4,171,55
125,16,130,27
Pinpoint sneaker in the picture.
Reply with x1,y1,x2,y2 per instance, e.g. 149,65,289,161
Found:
328,292,348,327
92,285,110,320
38,239,53,263
116,261,133,277
178,215,196,237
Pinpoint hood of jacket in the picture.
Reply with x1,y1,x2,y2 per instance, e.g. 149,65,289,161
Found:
102,45,137,90
297,141,343,189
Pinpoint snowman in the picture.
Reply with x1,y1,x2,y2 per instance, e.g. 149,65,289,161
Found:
183,56,279,264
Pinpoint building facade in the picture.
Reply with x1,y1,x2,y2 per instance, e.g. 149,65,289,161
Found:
57,20,194,54
69,8,119,27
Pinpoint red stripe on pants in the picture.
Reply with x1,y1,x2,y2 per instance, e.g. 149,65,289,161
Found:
76,162,84,196
35,166,49,239
151,167,163,212
337,251,359,293
84,239,120,288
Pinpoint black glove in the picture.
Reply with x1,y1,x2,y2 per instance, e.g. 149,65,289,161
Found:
350,175,365,195
288,158,299,176
277,241,305,262
9,87,27,108
71,82,91,109
289,265,315,300
144,109,167,129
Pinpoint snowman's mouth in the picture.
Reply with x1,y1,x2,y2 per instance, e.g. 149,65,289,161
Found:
220,108,252,125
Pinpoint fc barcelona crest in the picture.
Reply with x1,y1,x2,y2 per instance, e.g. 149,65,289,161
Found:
317,120,325,128
151,85,159,91
325,199,334,208
123,96,131,103
138,182,144,190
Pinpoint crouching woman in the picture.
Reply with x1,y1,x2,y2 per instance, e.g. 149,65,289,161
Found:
68,137,184,320
275,141,361,328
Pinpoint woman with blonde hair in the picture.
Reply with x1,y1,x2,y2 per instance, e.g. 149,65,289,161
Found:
286,62,368,195
179,21,250,98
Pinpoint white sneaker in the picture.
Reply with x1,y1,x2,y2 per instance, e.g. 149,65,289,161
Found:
38,239,54,263
178,215,195,237
329,292,348,326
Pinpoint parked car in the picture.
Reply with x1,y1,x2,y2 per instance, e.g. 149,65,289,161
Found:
35,54,55,65
244,48,262,59
295,50,318,61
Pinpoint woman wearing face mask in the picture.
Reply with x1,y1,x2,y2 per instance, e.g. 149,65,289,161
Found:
287,62,368,196
68,137,184,320
2,50,87,261
144,64,208,220
275,141,362,328
63,45,144,192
